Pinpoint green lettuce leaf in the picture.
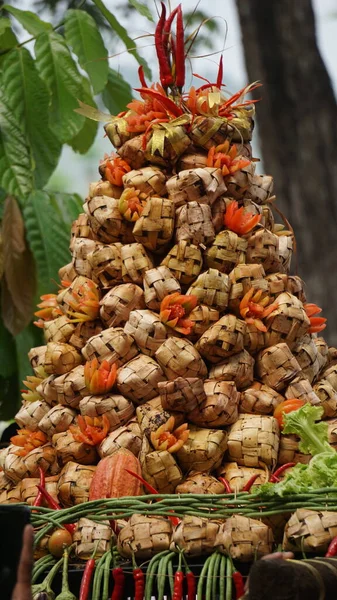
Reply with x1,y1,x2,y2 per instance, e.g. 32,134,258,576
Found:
257,452,337,498
283,403,333,456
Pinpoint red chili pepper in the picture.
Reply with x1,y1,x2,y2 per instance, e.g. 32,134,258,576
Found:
79,542,99,600
269,462,296,483
111,566,125,600
134,88,183,117
216,55,223,89
326,536,337,557
233,570,245,599
33,467,45,507
173,551,184,600
218,476,233,494
131,552,145,600
242,474,259,492
125,469,180,526
181,552,196,600
37,484,76,534
175,5,185,89
138,65,148,88
163,7,179,53
155,3,173,88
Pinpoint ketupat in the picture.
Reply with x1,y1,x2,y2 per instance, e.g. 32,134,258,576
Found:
0,2,335,567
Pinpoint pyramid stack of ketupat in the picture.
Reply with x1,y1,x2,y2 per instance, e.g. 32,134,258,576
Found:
1,3,336,563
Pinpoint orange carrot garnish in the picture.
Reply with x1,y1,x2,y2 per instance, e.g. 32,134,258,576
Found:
240,288,278,332
84,358,117,395
160,292,198,335
304,303,327,334
70,414,110,446
224,200,261,235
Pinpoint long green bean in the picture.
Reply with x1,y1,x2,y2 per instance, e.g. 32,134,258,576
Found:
197,554,213,600
212,552,221,600
225,557,232,600
157,551,175,600
167,557,174,596
219,555,226,600
92,551,110,600
144,550,170,600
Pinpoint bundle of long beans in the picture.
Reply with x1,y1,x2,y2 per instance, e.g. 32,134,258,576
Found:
30,489,337,546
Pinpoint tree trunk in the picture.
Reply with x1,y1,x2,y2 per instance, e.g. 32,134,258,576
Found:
236,0,337,345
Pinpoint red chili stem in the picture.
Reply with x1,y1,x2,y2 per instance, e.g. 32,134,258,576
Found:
79,542,99,600
125,469,180,526
173,551,184,600
111,567,125,600
326,536,337,557
216,55,223,89
138,66,148,88
175,5,185,88
218,476,233,494
155,3,173,88
242,474,259,492
33,467,45,507
134,88,183,117
269,462,296,483
37,484,76,534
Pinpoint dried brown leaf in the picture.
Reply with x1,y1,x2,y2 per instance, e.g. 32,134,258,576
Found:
1,196,36,335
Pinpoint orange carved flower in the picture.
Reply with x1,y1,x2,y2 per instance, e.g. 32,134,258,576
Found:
84,358,117,395
160,292,198,335
207,142,250,176
34,294,62,328
304,303,327,334
224,200,261,236
150,416,189,453
240,288,278,332
66,280,100,323
118,187,145,222
70,415,110,446
11,429,47,456
100,154,131,187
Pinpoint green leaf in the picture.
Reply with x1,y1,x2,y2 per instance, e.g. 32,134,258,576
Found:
102,68,133,115
128,0,154,22
15,322,44,384
0,92,34,197
91,0,151,79
0,313,17,378
0,17,18,53
52,192,83,227
64,9,108,95
0,372,19,420
35,31,86,144
3,5,52,37
1,48,61,189
67,77,98,154
23,190,72,297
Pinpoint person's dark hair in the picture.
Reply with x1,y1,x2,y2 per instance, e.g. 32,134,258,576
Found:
248,557,328,600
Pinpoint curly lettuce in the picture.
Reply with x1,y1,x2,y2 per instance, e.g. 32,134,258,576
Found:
255,404,337,498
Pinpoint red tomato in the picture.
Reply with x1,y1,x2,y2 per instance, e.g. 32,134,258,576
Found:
48,529,73,557
274,399,306,428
